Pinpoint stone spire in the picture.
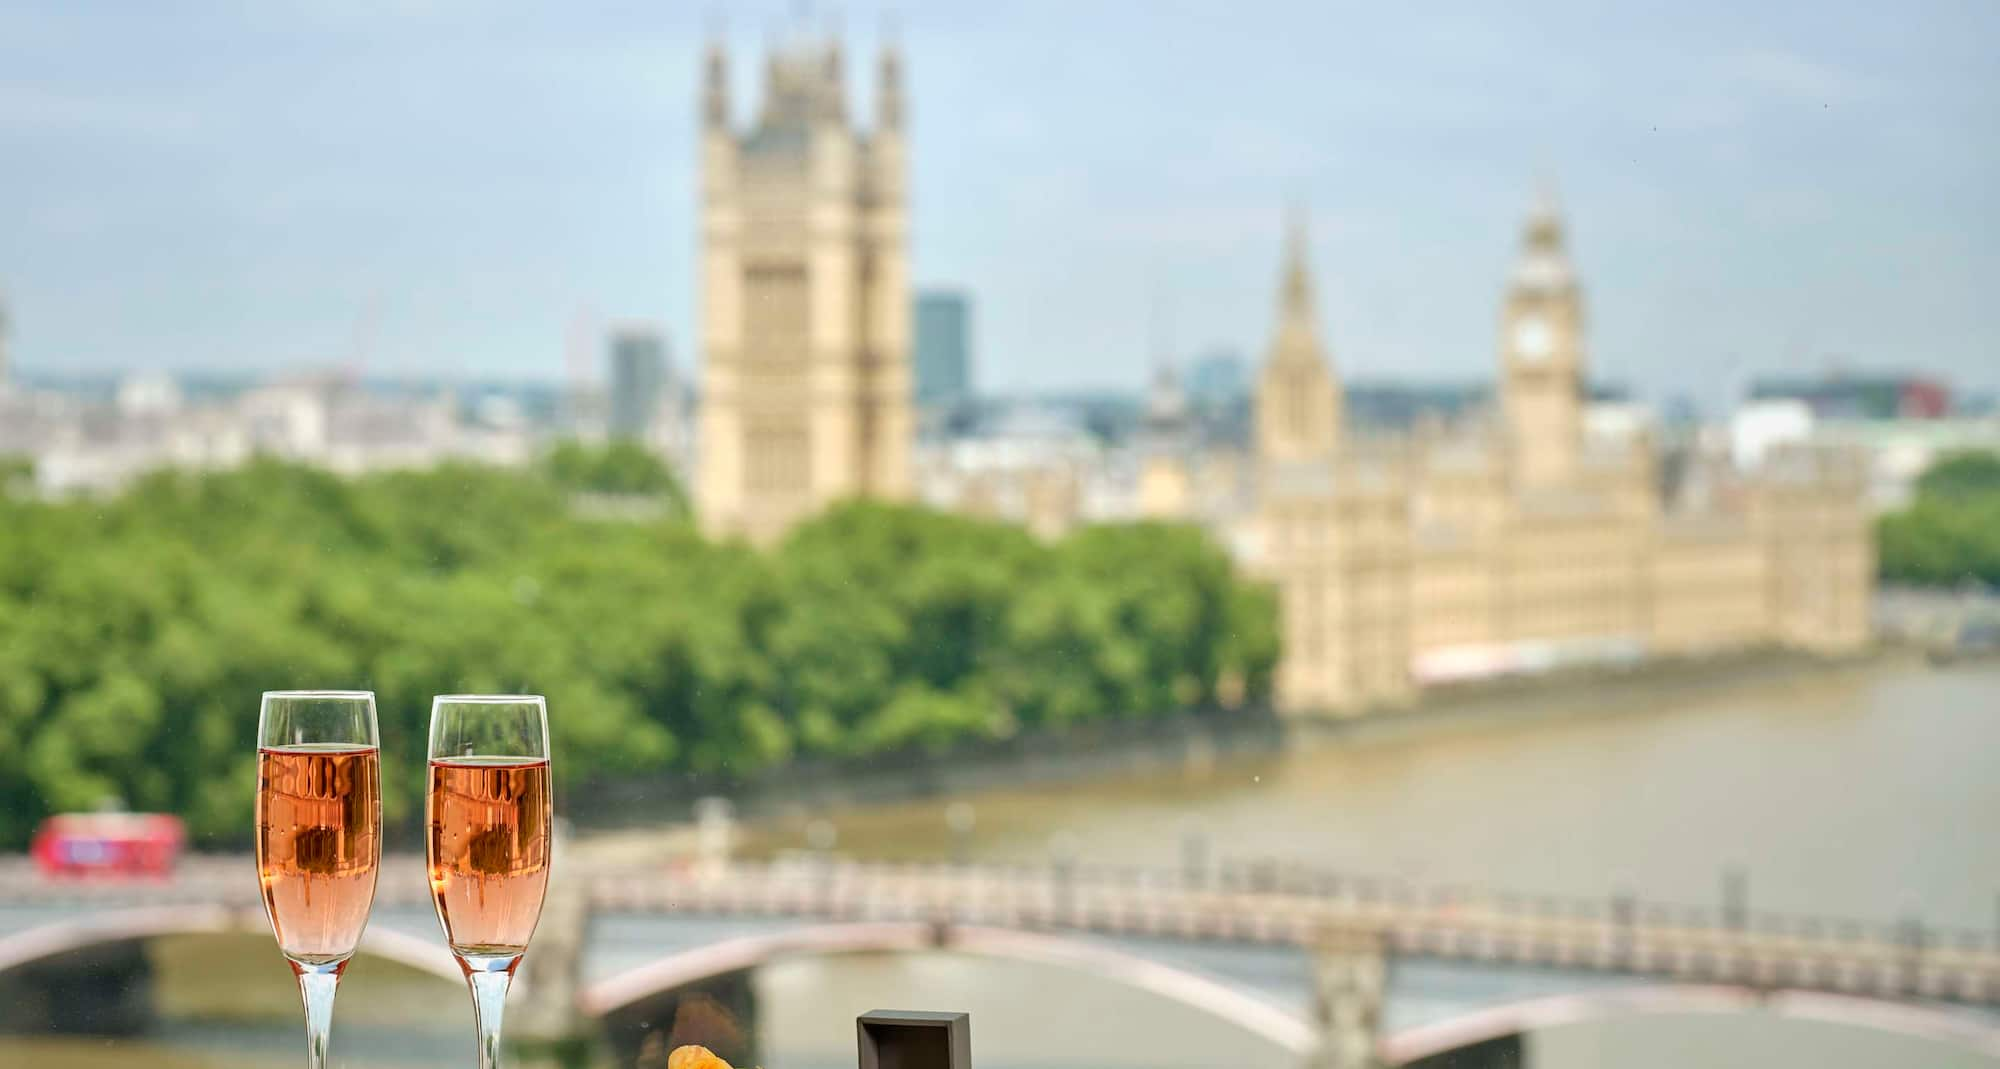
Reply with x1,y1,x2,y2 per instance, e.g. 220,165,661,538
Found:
702,38,730,129
1139,299,1192,518
877,37,904,130
1272,204,1330,371
1511,179,1575,296
819,34,848,124
1281,206,1315,324
1257,206,1343,466
1145,354,1187,432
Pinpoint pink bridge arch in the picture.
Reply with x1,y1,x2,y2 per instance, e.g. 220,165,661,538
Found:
1382,984,2000,1064
581,922,2000,1064
0,905,461,983
8,912,1998,1062
578,920,1322,1056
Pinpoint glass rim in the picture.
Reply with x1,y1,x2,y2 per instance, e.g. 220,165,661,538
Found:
431,694,547,706
259,689,379,748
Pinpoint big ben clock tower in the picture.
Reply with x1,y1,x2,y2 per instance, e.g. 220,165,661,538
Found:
1499,186,1585,490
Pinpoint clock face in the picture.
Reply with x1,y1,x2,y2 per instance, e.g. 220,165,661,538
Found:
1513,316,1553,362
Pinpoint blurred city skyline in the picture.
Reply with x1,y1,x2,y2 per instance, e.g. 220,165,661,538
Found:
1,1,1995,408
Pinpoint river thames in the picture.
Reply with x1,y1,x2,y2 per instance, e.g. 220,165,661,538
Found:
748,651,2000,1068
760,651,1999,932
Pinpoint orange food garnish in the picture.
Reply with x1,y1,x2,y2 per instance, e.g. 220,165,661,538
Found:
667,1045,734,1069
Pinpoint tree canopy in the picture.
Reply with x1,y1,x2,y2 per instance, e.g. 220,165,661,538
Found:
544,439,691,505
1878,449,2000,588
0,447,1277,848
1913,450,2000,502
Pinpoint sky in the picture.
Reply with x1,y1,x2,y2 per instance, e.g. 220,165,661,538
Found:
1,1,1995,409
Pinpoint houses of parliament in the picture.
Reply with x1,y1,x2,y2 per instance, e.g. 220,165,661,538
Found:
696,39,1874,716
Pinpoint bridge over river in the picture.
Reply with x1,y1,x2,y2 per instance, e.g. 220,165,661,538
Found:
3,855,1998,1067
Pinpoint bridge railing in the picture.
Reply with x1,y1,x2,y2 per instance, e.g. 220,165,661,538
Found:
661,853,2000,969
608,856,2000,1005
1177,855,1996,956
1,852,1994,964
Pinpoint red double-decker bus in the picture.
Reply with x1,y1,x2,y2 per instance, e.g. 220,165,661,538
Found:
29,812,186,877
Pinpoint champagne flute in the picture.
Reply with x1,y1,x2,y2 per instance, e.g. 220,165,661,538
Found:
426,695,554,1069
255,690,383,1069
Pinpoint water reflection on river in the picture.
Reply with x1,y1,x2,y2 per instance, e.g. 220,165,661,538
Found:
757,654,2000,932
7,655,1997,1068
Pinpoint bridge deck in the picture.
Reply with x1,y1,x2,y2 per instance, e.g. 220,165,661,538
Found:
4,856,1997,1012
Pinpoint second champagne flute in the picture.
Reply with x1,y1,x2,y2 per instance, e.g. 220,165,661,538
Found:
426,694,554,1069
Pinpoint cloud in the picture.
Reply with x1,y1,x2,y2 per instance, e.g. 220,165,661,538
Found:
277,0,486,27
1726,48,1870,103
1651,48,1873,134
0,85,201,141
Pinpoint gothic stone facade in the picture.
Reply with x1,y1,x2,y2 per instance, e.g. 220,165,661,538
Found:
1246,196,1872,714
697,38,912,544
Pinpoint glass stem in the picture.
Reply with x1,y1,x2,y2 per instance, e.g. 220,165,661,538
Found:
290,958,345,1069
460,952,522,1069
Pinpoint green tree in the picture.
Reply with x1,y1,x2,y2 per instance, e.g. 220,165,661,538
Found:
1914,450,2000,502
1878,449,2000,587
543,440,690,509
0,460,1277,849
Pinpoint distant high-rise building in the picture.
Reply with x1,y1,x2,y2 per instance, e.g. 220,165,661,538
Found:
696,35,912,544
1748,374,1952,421
0,292,11,388
607,325,666,441
1187,348,1247,406
914,291,972,410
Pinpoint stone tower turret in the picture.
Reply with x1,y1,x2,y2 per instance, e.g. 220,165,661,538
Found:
1500,184,1586,490
696,35,912,543
1256,208,1343,469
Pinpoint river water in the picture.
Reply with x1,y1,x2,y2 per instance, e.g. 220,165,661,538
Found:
760,651,2000,932
8,654,1998,1068
748,652,2000,1068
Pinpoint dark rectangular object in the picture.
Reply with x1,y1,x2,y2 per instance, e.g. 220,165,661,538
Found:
858,1010,970,1069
